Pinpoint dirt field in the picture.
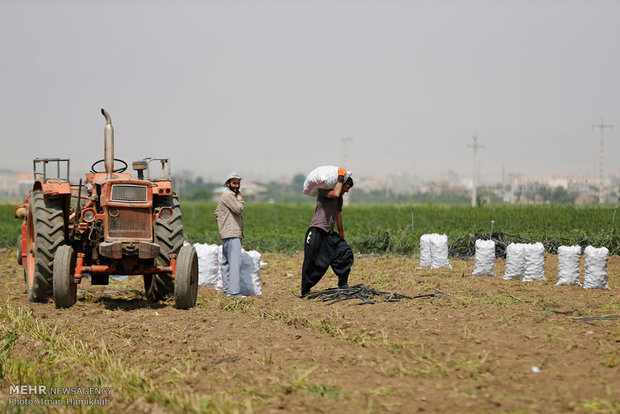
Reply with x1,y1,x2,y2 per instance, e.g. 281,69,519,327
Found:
0,248,619,413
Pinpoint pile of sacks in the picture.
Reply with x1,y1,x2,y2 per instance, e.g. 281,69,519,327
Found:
419,234,452,269
193,243,263,296
553,245,610,289
502,243,609,289
502,242,547,282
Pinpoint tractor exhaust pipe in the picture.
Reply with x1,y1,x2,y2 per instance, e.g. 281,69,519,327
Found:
101,108,114,178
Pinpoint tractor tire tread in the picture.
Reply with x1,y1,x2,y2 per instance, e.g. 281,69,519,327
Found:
27,191,66,302
174,245,198,309
147,195,184,302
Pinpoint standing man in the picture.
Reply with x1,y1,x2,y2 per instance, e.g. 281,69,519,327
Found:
301,167,354,296
215,172,245,298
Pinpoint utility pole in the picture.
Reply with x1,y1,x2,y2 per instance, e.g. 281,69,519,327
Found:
468,135,485,207
592,119,613,205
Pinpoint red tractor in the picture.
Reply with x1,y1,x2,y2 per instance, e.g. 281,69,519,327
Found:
14,109,198,309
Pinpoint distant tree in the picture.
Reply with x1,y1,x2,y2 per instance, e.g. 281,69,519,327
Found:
291,174,305,192
188,187,213,201
550,186,575,204
536,186,552,203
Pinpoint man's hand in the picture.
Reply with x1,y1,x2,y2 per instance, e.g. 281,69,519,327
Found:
338,167,347,183
339,231,345,239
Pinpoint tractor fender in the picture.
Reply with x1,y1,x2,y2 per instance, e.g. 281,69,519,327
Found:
37,180,71,197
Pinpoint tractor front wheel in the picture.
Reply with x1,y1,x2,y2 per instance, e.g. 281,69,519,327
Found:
16,235,22,265
143,274,154,299
174,245,198,309
53,245,77,308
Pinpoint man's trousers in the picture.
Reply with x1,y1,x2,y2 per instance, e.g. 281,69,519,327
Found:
301,227,354,295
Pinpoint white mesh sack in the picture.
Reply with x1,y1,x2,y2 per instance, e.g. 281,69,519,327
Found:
583,246,609,290
303,165,353,196
503,243,525,280
194,243,221,286
419,234,433,267
239,249,263,296
522,242,545,282
430,234,452,269
211,246,263,295
556,245,582,286
472,239,496,276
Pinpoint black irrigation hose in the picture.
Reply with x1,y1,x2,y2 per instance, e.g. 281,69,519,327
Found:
569,317,619,326
541,300,618,325
212,356,240,364
294,284,446,306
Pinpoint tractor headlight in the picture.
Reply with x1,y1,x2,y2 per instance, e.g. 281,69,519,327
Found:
158,207,173,221
82,208,96,223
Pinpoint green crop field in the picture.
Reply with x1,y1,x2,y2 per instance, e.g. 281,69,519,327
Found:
2,202,618,255
181,202,619,255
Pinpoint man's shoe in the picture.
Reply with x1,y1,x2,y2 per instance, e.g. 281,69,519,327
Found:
232,294,247,298
338,284,350,289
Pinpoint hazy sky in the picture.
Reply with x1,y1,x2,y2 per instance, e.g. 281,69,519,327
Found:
1,0,619,184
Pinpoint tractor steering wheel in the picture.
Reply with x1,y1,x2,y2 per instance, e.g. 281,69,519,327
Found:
90,159,128,174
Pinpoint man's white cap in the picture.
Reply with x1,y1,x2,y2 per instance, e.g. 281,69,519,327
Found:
225,171,242,184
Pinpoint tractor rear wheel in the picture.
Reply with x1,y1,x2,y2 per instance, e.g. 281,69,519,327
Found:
147,195,184,302
53,245,77,308
25,190,66,302
174,245,198,309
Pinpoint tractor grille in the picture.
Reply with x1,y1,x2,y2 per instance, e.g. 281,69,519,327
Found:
107,208,152,240
110,184,148,203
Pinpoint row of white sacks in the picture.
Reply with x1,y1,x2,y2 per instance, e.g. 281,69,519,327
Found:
491,241,608,289
419,235,610,289
193,243,264,296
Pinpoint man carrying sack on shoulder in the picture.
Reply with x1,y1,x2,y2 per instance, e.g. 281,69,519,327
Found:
301,167,354,296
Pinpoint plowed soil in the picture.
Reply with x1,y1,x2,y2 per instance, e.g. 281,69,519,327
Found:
1,248,619,413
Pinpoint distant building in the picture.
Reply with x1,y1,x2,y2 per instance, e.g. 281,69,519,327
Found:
356,172,422,195
0,172,32,200
211,180,267,201
506,174,609,205
420,170,469,197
